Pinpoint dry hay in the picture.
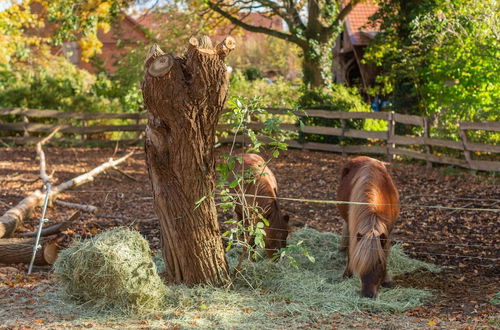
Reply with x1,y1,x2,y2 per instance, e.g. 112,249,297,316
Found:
53,227,440,328
53,227,167,314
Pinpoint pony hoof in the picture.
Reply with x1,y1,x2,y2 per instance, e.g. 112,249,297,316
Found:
361,291,376,299
382,281,394,288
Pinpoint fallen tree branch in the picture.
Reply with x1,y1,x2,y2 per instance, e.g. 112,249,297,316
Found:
0,174,39,183
0,200,10,208
29,128,60,273
0,236,59,265
113,167,139,182
21,211,80,238
54,200,97,213
36,127,60,184
0,152,134,238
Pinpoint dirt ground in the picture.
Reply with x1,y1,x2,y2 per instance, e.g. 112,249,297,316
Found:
0,146,498,329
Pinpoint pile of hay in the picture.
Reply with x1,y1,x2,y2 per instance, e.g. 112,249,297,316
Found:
54,227,439,327
53,227,167,314
230,228,439,315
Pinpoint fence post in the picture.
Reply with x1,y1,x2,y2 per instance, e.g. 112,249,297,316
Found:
82,120,88,140
386,111,395,161
135,117,142,140
22,115,29,138
459,122,472,169
340,118,346,157
423,117,432,168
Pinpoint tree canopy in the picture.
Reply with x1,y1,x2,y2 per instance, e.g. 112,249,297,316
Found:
206,0,364,87
365,0,499,134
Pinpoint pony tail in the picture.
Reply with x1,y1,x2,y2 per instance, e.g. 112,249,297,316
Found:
349,223,387,277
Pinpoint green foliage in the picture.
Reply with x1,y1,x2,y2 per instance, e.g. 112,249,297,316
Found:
242,66,262,81
490,292,500,305
229,70,300,108
298,84,370,111
0,53,141,114
297,84,385,143
0,56,123,113
365,0,500,140
215,96,301,264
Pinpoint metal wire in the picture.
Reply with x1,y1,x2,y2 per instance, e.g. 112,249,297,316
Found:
220,237,500,261
249,231,499,249
220,193,500,213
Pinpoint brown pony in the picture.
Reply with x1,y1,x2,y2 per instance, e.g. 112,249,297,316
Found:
232,153,289,258
337,156,400,298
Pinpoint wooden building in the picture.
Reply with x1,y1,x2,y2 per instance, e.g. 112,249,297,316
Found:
333,2,380,92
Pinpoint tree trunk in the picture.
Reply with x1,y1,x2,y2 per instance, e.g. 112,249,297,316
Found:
0,237,59,265
303,51,325,88
141,36,235,286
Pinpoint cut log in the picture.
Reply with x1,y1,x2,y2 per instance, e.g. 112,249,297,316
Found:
21,211,80,238
0,237,59,265
0,152,133,238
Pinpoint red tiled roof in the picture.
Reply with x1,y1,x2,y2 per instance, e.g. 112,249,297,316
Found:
344,2,380,45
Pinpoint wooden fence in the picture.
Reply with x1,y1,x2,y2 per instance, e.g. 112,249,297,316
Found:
1,107,499,171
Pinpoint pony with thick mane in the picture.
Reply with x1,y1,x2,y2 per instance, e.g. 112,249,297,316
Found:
337,156,400,298
232,153,289,258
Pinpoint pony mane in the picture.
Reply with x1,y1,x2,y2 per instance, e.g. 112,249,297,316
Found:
348,162,391,276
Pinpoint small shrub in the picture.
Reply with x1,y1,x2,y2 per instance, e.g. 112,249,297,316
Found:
243,66,263,81
229,70,299,108
297,84,385,144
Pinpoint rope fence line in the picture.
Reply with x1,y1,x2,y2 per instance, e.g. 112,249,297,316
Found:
1,189,498,261
2,189,498,212
219,237,500,261
102,213,498,252
236,229,499,249
221,193,500,213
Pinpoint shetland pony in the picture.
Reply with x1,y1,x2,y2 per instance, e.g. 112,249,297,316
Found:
337,156,399,298
232,153,289,258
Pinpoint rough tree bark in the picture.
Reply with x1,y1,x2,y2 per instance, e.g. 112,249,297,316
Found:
141,36,235,286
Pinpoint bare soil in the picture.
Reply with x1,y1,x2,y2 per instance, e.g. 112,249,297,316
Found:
0,146,498,328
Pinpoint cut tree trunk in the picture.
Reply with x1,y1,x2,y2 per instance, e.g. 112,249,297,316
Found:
141,36,235,286
0,237,59,265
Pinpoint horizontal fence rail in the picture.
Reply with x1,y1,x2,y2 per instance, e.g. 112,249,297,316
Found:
1,107,499,171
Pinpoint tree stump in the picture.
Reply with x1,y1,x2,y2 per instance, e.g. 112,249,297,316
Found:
141,36,235,286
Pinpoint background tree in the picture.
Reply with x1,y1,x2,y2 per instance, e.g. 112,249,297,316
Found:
364,0,499,138
206,0,363,87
